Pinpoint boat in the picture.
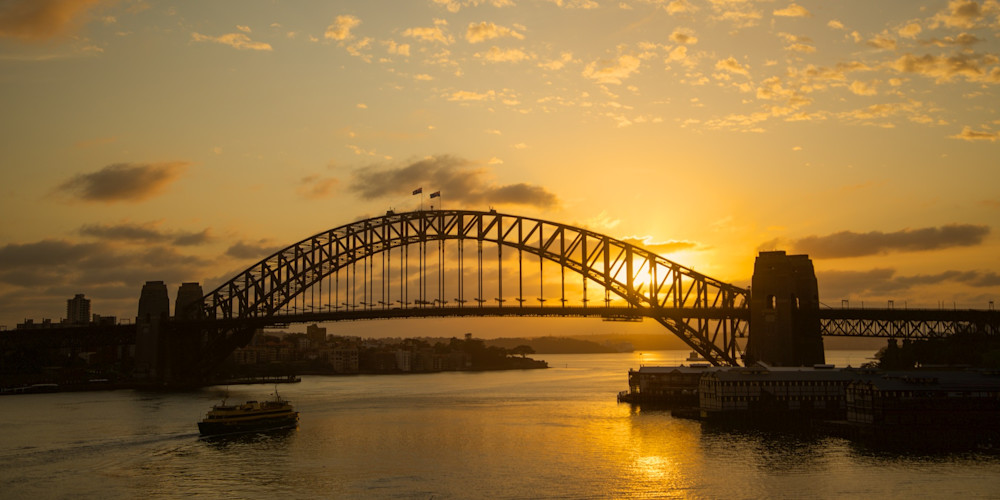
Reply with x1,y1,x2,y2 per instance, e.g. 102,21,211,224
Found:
198,393,299,436
686,351,706,362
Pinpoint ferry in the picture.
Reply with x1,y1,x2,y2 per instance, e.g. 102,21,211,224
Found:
198,393,299,436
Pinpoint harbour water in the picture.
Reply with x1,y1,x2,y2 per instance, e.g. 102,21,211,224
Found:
2,350,999,499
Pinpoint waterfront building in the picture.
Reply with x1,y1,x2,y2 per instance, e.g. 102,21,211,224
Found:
331,347,360,373
66,294,91,325
697,363,859,421
846,372,1000,427
619,365,722,405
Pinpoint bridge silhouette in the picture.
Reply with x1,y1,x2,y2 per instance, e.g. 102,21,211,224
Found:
5,209,997,385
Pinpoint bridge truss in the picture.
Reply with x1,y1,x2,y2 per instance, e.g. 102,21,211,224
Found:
200,210,750,366
819,308,1000,338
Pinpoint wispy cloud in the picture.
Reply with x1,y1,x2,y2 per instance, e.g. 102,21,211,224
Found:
432,0,514,13
55,162,189,203
465,21,524,43
226,240,284,260
817,267,1000,299
790,224,990,258
620,236,698,255
192,32,272,51
297,175,340,200
890,52,1000,84
0,238,210,291
403,19,453,45
475,46,531,63
715,56,750,77
79,221,211,246
348,155,558,209
325,14,360,41
950,126,999,142
0,0,109,41
773,3,811,18
929,0,992,30
582,53,641,84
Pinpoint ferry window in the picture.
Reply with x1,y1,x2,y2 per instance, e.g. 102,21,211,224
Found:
767,295,776,309
791,294,799,309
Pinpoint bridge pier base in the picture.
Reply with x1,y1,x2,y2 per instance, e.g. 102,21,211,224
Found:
745,251,825,367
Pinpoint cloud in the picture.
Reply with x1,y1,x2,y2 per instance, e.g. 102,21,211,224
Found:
778,33,815,53
790,224,990,258
866,33,897,50
325,14,360,41
773,3,811,17
848,80,878,96
920,33,982,47
226,241,284,260
950,126,999,141
539,51,573,70
715,56,749,76
0,238,210,298
711,4,763,29
828,20,845,30
297,175,340,200
669,29,698,45
582,54,641,85
929,0,989,29
432,0,514,13
0,239,103,272
56,161,189,203
403,19,453,44
79,221,211,246
890,52,1000,83
0,0,108,41
620,236,698,255
384,40,410,56
191,32,272,51
465,21,524,43
447,89,496,101
546,0,599,8
817,268,1000,299
475,46,531,63
347,155,558,209
665,0,696,15
897,22,922,39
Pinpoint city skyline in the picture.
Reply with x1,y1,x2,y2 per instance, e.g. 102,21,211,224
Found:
1,0,998,329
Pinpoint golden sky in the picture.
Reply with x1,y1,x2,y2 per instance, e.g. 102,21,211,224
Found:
0,0,998,328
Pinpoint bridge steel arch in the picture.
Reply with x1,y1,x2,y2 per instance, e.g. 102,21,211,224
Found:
201,210,750,366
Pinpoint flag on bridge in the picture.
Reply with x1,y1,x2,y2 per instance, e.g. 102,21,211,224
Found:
430,191,440,198
412,187,422,195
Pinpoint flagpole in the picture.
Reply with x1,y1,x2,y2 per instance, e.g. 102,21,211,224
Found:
430,191,441,211
413,187,423,211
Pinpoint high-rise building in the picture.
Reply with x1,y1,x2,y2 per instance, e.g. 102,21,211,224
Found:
66,294,91,325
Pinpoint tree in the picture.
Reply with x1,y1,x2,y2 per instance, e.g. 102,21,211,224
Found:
510,345,535,358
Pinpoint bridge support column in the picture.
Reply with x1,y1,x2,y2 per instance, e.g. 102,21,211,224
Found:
745,251,824,366
135,281,170,383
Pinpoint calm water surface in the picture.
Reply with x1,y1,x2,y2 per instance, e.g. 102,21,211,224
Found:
2,350,999,499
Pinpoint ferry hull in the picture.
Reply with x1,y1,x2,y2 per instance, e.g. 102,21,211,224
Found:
198,414,299,436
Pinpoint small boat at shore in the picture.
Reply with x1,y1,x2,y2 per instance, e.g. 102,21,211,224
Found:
198,393,299,436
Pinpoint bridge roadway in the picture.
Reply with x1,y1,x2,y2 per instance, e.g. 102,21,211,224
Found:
4,306,997,350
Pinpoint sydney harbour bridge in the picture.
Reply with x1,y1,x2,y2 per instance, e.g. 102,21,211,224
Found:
6,209,999,384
